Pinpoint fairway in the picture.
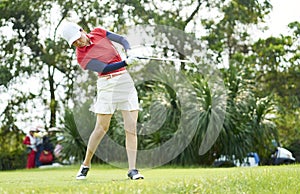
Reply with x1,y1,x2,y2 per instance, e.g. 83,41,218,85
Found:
0,164,299,193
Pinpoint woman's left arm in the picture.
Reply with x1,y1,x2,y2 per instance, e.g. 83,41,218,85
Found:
106,31,130,51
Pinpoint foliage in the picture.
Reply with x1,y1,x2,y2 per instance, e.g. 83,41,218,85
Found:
137,80,180,150
245,24,300,150
60,109,87,163
168,64,276,165
199,0,300,164
0,0,78,129
0,93,36,154
0,66,13,87
202,0,272,62
0,150,27,170
60,108,104,164
289,139,300,162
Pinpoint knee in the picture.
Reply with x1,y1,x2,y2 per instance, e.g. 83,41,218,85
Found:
125,127,137,136
124,121,137,131
94,125,109,135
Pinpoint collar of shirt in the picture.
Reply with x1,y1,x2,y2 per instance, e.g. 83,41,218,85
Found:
86,34,94,46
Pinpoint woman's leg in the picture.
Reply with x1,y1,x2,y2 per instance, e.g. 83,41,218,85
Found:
121,110,138,170
82,113,113,167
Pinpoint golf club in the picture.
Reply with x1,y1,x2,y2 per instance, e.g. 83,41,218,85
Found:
137,56,193,63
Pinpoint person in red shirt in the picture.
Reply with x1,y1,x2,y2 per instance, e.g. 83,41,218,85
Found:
23,128,37,169
61,22,143,180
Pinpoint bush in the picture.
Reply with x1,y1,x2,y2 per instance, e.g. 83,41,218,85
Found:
0,149,27,170
289,139,300,162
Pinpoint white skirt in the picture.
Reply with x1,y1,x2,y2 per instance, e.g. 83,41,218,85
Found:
89,71,139,114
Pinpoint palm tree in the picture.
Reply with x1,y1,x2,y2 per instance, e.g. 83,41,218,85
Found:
210,65,276,164
60,109,87,164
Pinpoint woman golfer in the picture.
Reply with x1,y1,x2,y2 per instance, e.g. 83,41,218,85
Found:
61,22,143,180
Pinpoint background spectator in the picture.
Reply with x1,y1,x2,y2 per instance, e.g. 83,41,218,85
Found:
23,128,37,169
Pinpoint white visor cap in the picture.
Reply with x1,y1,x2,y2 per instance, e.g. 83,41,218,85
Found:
61,22,82,46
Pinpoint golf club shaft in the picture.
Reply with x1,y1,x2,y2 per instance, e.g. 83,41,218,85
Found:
137,56,192,63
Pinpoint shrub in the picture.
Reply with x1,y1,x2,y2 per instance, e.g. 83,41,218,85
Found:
0,149,26,170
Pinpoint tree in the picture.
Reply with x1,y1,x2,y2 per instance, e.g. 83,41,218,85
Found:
0,0,80,129
0,0,78,168
248,22,300,152
202,0,272,63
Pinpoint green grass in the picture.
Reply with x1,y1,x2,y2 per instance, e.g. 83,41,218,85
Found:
0,164,300,194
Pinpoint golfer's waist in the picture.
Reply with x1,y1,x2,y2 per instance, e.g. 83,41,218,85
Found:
99,70,127,79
